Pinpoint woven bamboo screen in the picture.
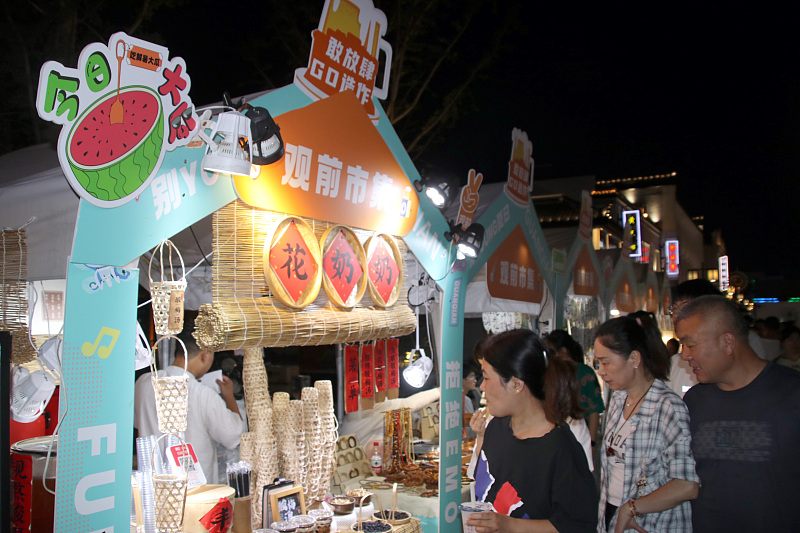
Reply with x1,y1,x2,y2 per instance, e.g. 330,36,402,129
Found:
195,200,416,350
1,229,36,364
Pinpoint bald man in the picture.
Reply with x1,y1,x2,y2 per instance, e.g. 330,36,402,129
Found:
676,296,800,532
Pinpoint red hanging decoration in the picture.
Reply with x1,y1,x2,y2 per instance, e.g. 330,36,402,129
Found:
345,344,360,413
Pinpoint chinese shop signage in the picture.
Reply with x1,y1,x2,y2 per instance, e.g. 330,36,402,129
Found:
486,225,545,304
505,128,534,207
321,227,365,309
10,453,33,530
374,339,387,400
199,497,234,533
386,338,400,399
265,218,322,309
361,343,375,402
365,234,401,307
345,344,360,413
35,31,198,208
573,244,599,297
294,0,392,124
615,273,636,313
235,91,419,236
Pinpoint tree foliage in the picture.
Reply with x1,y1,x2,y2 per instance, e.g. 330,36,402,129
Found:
2,0,523,170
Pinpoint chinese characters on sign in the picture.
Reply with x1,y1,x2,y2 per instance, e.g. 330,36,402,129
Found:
387,338,400,398
268,221,319,304
35,31,199,208
374,339,387,395
361,343,375,400
199,497,233,533
294,0,392,123
322,229,364,305
486,225,545,304
505,128,534,206
367,237,399,305
280,143,401,212
345,344,360,413
10,453,32,530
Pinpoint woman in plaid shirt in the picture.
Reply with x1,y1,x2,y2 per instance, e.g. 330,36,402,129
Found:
594,312,700,532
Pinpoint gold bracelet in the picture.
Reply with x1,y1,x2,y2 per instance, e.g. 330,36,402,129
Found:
628,499,642,518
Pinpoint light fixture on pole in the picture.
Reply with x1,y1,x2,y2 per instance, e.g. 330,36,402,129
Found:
245,105,284,166
414,175,455,209
445,221,485,259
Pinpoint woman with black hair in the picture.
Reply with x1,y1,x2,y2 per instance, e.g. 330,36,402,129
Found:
467,329,597,533
544,330,605,451
595,312,699,532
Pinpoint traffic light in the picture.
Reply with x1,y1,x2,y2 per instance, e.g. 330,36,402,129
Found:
666,240,679,277
622,210,642,258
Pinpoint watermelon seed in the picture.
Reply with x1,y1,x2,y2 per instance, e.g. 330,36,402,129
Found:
110,150,113,156
84,151,88,157
96,151,100,157
83,127,88,130
134,132,138,136
100,109,104,115
123,143,127,148
77,141,82,146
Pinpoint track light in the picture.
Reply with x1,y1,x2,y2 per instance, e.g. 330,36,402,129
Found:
444,221,485,259
414,175,455,208
246,105,284,166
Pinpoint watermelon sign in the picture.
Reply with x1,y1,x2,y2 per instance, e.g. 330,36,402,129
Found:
36,31,199,208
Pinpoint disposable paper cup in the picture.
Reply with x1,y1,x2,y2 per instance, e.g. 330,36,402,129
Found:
460,502,494,533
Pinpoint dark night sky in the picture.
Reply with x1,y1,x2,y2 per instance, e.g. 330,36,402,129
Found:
154,3,800,278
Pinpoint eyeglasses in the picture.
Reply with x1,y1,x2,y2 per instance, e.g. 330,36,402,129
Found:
668,301,688,317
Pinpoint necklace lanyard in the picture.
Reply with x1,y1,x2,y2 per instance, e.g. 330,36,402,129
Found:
606,380,653,458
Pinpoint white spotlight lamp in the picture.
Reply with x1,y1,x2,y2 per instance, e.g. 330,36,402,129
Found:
201,110,253,177
403,349,433,388
11,366,56,423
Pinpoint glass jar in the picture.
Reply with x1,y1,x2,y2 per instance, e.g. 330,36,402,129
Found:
308,509,333,533
271,521,298,533
290,514,317,533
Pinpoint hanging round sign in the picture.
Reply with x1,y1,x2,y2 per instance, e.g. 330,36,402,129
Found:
320,226,367,310
263,216,322,309
364,234,403,308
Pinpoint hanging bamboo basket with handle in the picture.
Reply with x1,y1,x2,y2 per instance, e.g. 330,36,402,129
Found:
151,335,190,434
149,239,188,335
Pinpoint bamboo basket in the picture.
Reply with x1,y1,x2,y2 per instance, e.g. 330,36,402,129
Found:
149,239,187,335
151,336,189,434
194,200,415,351
151,433,189,533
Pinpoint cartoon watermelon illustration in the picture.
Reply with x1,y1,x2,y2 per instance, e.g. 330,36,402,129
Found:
65,85,164,206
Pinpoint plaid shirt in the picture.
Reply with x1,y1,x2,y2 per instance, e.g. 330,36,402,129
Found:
598,379,699,532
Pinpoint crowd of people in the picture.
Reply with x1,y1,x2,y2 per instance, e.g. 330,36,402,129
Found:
465,280,800,533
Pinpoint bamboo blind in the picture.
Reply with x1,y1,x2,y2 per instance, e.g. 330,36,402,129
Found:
195,200,416,350
1,229,36,364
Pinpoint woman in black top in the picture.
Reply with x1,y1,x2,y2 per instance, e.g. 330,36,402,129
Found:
469,329,598,533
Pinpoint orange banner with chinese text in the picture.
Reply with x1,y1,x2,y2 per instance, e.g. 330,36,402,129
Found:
573,245,599,297
486,225,544,303
234,91,418,236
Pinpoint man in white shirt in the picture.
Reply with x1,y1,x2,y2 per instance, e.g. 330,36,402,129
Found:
135,328,245,484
